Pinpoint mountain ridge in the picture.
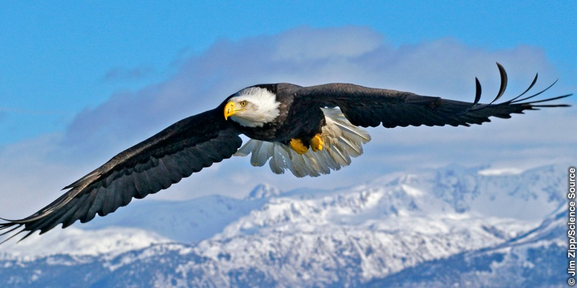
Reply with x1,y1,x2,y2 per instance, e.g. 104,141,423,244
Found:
0,163,569,287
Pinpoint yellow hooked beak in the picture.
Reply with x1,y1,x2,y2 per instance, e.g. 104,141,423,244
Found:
224,101,237,120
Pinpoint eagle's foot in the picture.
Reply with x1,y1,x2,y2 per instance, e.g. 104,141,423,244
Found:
289,138,309,154
310,134,324,152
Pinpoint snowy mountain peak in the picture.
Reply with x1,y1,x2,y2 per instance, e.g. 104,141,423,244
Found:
246,183,282,200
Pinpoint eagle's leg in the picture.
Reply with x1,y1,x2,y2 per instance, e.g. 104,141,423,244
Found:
310,134,324,152
289,138,309,154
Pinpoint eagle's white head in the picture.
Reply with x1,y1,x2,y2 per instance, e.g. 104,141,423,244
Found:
224,87,281,127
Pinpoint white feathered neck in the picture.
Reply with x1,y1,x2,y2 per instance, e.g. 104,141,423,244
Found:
229,87,281,127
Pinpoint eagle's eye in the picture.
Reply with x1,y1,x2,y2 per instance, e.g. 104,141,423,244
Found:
239,100,248,107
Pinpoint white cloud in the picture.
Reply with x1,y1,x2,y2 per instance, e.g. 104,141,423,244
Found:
273,26,383,62
0,26,575,218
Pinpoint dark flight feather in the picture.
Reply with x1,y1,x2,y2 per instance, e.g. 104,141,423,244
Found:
1,106,242,244
296,63,571,128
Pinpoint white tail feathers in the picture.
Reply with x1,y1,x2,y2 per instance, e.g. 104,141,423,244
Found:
234,107,371,177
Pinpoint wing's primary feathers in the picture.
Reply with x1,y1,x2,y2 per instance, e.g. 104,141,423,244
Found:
0,107,242,243
297,63,571,128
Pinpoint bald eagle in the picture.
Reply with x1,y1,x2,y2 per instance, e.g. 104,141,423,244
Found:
0,63,571,244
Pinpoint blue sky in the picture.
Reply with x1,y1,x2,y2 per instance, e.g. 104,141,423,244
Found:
0,1,576,216
1,1,575,144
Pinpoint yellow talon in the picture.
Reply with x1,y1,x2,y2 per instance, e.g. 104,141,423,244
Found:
289,138,309,154
310,134,324,152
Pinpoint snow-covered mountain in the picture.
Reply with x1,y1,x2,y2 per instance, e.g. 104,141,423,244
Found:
0,164,569,287
366,203,567,288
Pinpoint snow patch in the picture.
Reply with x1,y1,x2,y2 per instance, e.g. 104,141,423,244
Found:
0,227,170,259
478,167,524,176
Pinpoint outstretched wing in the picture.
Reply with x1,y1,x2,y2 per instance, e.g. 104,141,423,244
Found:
296,63,572,128
1,107,242,243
